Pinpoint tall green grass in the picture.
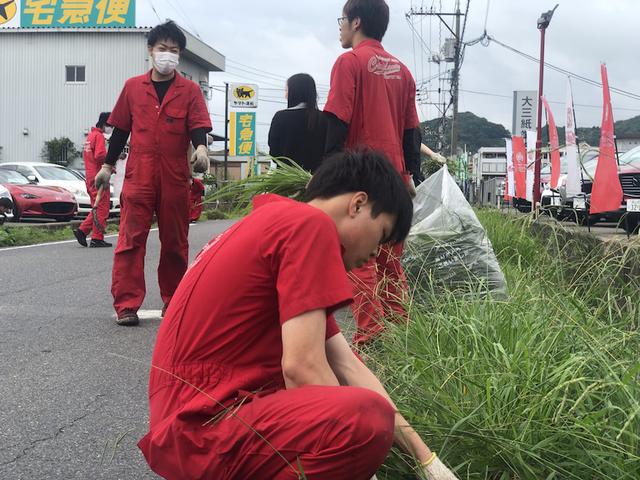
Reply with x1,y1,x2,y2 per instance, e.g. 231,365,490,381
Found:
370,209,640,479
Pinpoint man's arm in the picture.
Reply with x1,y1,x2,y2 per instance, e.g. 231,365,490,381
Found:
403,127,423,184
281,309,341,388
104,127,130,166
324,112,348,155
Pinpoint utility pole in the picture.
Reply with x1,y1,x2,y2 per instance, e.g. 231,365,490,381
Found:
533,5,558,209
407,3,465,158
224,82,229,182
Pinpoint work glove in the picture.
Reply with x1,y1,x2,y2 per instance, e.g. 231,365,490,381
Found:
432,153,447,164
94,164,114,191
191,145,210,174
423,456,458,480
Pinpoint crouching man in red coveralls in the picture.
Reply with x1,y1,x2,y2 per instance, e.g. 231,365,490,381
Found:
138,150,458,480
74,112,113,248
324,0,423,345
95,21,212,326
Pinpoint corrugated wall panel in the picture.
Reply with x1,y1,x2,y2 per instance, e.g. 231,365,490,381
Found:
0,31,214,163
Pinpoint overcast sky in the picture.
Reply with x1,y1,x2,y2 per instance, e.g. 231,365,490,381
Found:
136,0,640,151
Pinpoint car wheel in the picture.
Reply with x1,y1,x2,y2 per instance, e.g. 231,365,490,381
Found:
10,198,20,222
621,214,640,234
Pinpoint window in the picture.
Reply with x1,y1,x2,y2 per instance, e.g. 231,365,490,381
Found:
66,65,86,83
35,165,79,181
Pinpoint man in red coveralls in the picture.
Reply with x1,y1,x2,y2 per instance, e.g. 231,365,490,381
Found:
94,21,212,326
188,177,205,223
138,150,457,480
324,0,423,344
73,112,113,248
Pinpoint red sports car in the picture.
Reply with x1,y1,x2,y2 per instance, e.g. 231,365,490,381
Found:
0,169,77,222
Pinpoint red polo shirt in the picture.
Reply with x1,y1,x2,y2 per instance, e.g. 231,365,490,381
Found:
139,194,353,467
325,39,420,174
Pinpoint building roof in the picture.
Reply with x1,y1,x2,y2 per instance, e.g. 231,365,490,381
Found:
0,25,225,72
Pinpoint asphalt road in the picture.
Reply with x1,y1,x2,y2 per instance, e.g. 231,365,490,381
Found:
0,220,235,480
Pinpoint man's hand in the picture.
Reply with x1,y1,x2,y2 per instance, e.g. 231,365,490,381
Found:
432,153,447,164
191,145,210,174
94,164,114,190
423,456,458,480
407,175,417,198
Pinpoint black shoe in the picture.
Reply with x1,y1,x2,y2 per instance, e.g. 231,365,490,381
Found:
116,309,139,326
90,239,112,248
73,229,87,247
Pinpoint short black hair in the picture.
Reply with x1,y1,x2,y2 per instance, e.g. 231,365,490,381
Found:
304,149,413,244
0,197,13,209
96,112,111,129
343,0,389,41
147,20,186,51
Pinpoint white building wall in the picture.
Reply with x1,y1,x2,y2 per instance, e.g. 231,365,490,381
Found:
0,29,214,164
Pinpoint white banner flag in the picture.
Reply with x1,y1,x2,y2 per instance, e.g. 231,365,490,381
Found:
505,138,515,197
526,131,536,202
565,78,581,197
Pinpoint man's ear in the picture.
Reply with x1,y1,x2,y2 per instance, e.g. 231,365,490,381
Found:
348,191,369,218
352,17,361,31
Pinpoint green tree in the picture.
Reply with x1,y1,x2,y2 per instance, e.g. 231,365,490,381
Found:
41,137,80,167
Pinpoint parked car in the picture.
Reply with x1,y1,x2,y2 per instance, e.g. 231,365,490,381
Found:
570,146,640,232
0,162,120,217
0,169,77,222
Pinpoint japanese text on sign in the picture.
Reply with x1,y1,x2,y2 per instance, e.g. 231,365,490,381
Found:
229,112,256,157
512,90,538,139
21,0,135,27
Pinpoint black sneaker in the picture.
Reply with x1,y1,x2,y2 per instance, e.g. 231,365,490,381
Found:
73,228,88,247
116,310,139,326
90,239,113,248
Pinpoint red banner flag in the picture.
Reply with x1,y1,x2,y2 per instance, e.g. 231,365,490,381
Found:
590,64,623,214
541,96,561,189
512,136,527,199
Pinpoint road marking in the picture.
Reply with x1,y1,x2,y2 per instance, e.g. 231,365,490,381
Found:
113,309,163,320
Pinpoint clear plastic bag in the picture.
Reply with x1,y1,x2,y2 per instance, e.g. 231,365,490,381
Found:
403,166,507,299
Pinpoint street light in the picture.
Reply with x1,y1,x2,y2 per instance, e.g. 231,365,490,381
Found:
533,4,559,209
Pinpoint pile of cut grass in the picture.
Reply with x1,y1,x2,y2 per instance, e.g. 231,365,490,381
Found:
370,209,640,479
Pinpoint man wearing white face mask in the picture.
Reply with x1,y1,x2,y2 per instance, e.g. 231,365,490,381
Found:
74,111,113,248
95,21,212,326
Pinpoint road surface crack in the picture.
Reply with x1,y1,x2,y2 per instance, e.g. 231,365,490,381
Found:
0,394,105,467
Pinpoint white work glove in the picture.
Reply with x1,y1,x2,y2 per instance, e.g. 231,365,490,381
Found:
191,145,210,174
94,164,114,190
432,153,447,164
423,456,458,480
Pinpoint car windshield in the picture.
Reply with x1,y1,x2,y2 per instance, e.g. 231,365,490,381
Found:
619,145,640,167
35,165,80,181
0,169,29,185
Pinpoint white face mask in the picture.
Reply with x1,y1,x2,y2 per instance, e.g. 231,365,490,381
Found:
152,51,179,75
103,126,114,135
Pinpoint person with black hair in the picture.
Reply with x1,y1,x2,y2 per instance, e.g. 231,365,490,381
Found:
93,20,212,326
325,0,423,345
268,73,340,172
138,149,455,480
73,112,113,248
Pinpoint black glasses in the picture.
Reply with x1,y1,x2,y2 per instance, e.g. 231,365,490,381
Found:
337,16,348,26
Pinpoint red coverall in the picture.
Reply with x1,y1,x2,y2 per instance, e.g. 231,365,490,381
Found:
139,195,395,479
189,178,204,222
108,71,212,316
325,39,420,344
78,127,110,241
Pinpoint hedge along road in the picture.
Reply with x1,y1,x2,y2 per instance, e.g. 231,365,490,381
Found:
0,219,235,480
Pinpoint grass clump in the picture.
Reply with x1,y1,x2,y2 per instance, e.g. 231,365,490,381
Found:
0,223,119,248
369,209,640,479
203,158,311,215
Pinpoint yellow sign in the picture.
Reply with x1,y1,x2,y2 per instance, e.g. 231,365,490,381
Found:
230,83,259,109
0,0,18,24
